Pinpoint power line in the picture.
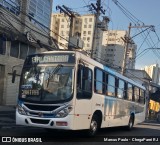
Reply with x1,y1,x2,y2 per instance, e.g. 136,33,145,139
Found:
0,6,82,50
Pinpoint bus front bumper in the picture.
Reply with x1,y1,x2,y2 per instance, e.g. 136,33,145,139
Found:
16,110,74,130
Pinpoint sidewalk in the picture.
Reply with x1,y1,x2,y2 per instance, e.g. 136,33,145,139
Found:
0,105,16,129
139,119,160,126
0,105,16,112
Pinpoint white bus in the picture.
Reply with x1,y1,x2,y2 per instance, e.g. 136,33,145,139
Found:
14,51,146,136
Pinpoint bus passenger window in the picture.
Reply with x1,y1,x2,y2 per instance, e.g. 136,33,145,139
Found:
95,69,103,94
127,84,132,101
139,89,145,104
107,75,115,96
134,87,140,103
117,79,125,99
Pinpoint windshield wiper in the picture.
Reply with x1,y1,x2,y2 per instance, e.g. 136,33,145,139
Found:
46,64,63,87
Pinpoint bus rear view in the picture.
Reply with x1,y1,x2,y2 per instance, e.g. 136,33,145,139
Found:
16,52,75,130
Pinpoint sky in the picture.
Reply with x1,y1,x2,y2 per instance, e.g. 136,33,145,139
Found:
52,0,160,69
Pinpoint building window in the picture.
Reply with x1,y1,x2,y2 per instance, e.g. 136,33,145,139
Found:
0,0,20,15
89,18,92,22
109,32,116,36
61,31,64,36
87,37,90,41
61,18,64,22
20,43,28,60
87,43,90,47
88,31,91,35
61,25,64,28
75,20,79,24
84,18,87,23
83,31,86,35
109,38,115,41
84,25,87,28
10,41,19,58
28,0,51,28
83,37,86,40
28,45,36,55
0,37,6,55
88,25,92,28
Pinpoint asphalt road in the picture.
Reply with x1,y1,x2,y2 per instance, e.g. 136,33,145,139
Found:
0,123,160,145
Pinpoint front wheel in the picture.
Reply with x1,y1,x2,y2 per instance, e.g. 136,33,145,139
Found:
127,115,134,130
87,115,100,136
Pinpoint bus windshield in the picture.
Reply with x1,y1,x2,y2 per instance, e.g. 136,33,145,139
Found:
19,65,74,103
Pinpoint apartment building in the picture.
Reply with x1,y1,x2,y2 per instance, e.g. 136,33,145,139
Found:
101,30,137,69
143,64,159,84
51,13,99,51
0,0,53,105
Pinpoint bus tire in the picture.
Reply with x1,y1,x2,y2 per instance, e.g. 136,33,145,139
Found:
88,114,100,136
127,115,134,130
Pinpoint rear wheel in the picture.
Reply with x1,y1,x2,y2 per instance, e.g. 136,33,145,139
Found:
88,114,100,136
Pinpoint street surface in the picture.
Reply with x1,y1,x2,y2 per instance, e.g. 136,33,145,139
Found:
0,123,160,144
0,107,160,144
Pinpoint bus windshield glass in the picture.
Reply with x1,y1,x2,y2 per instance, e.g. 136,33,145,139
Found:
19,53,75,103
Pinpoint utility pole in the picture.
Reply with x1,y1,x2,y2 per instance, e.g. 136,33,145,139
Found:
90,0,105,59
121,23,132,75
56,5,77,50
121,23,154,75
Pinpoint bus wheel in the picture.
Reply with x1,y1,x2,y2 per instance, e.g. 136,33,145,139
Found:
88,114,99,136
127,115,134,130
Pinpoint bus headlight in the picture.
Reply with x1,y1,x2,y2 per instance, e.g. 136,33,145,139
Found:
55,106,73,118
17,105,27,115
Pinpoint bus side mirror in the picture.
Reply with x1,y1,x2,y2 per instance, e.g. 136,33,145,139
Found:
12,70,16,83
83,67,89,80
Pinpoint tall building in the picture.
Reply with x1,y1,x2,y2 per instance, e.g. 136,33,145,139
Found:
0,0,53,105
143,64,159,84
100,30,137,69
51,13,96,50
51,13,109,54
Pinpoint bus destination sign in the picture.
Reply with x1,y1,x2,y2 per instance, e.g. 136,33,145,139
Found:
25,53,75,65
32,55,69,63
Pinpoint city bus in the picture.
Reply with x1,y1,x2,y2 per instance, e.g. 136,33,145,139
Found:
13,50,146,136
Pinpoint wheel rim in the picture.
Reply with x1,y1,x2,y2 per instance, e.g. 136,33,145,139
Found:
90,120,97,133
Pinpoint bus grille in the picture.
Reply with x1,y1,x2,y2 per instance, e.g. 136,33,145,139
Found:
30,118,50,124
24,103,60,111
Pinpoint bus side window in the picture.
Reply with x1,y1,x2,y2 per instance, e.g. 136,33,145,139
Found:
117,79,125,99
77,65,92,99
124,82,128,100
134,87,140,103
107,75,116,96
127,83,132,101
95,68,103,94
139,89,145,104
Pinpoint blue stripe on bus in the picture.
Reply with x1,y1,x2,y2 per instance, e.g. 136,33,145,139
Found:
103,66,115,75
